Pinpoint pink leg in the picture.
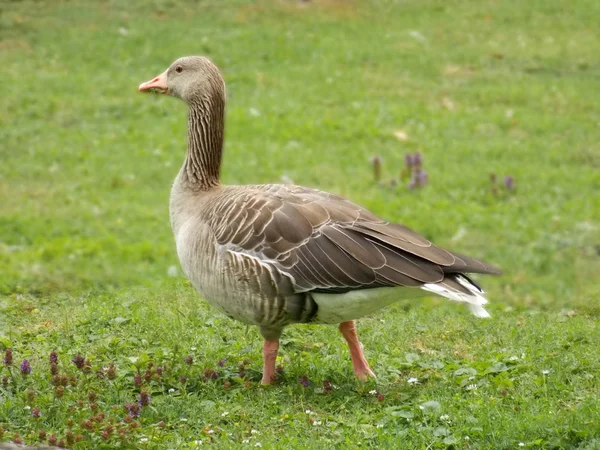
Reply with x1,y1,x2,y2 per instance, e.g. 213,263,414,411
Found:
261,339,279,385
339,321,375,380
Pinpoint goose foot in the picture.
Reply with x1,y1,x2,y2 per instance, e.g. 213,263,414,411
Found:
260,339,279,385
339,321,376,381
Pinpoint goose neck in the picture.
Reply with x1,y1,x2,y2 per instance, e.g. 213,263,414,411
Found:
182,97,224,189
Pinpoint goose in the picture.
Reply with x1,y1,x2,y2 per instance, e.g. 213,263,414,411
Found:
138,56,500,385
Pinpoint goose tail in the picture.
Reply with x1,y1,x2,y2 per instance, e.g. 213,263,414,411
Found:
421,274,491,318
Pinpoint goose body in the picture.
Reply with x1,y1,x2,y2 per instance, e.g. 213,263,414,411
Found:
140,56,500,384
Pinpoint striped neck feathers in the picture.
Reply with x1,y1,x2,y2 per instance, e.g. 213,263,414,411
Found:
182,94,225,189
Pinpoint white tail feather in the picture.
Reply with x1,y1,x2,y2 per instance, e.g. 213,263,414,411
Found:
421,275,491,318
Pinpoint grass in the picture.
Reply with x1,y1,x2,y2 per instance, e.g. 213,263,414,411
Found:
1,0,599,448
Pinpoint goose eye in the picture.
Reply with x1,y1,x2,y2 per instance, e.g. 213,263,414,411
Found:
175,66,183,73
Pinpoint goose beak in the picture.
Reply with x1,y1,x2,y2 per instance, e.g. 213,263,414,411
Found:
139,70,168,93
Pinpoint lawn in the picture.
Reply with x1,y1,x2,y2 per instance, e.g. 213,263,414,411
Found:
1,0,599,448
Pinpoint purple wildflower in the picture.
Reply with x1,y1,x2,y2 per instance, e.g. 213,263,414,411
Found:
415,168,428,187
20,360,32,375
217,359,227,367
3,348,12,366
124,402,140,418
413,151,422,167
144,369,153,383
49,350,58,365
133,374,142,387
323,380,333,393
299,375,310,387
203,369,218,381
31,408,41,419
408,174,417,190
107,364,117,380
404,153,414,168
184,355,194,365
72,354,85,369
50,363,58,376
138,390,151,408
408,168,428,189
65,431,74,446
504,175,515,190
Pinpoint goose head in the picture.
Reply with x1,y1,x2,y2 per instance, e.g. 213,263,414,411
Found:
138,56,225,104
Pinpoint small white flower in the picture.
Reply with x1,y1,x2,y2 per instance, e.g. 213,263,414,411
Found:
465,436,470,441
542,370,550,375
180,418,188,422
407,377,419,385
242,439,250,444
168,388,175,394
194,440,203,446
139,437,149,443
221,411,229,417
207,429,215,434
369,390,377,395
305,409,312,415
250,429,259,434
439,414,450,421
376,423,384,428
465,384,478,391
191,346,197,351
518,443,525,447
24,406,31,410
509,356,519,361
254,443,262,448
313,420,322,426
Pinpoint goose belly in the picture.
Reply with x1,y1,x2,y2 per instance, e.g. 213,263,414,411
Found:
311,286,425,324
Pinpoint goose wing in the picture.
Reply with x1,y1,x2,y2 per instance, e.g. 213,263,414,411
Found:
208,184,500,296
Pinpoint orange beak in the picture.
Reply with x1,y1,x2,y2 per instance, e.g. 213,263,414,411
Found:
138,70,168,93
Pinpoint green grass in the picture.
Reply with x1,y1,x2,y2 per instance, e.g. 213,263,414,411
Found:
1,0,599,448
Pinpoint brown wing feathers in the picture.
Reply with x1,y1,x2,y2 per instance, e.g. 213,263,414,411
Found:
212,185,500,295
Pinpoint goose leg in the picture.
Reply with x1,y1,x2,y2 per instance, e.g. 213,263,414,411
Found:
261,339,279,385
339,321,375,380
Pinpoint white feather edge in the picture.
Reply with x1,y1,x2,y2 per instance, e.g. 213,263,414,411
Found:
312,275,490,324
421,275,491,318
